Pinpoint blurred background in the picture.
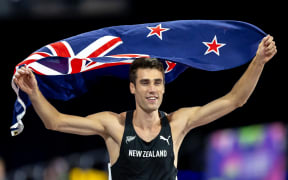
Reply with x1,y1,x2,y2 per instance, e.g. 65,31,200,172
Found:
1,0,286,179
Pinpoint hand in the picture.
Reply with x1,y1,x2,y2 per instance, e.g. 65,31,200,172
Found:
255,35,277,64
13,66,39,96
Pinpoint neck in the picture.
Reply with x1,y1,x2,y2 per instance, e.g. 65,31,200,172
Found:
133,108,160,130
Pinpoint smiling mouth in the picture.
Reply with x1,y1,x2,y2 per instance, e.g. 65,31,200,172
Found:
146,96,158,102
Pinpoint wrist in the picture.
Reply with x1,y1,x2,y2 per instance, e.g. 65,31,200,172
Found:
253,54,266,66
28,88,42,102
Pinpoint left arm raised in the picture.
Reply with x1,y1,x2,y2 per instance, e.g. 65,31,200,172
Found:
172,35,277,134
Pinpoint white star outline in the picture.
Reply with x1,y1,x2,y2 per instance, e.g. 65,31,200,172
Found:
146,24,170,40
202,35,226,56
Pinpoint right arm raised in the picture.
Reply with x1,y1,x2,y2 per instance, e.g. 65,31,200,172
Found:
13,67,117,137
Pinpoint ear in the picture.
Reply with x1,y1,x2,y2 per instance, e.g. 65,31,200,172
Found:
130,82,136,94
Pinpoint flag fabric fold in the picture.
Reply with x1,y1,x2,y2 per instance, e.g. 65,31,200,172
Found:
11,20,266,136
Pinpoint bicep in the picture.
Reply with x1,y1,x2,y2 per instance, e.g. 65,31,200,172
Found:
175,94,240,133
54,111,116,136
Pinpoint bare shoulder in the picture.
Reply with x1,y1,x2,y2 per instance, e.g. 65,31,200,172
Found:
167,107,200,123
84,111,126,140
86,111,123,120
86,111,126,126
167,107,202,136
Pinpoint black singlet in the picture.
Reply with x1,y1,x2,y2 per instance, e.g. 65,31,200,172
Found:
109,110,178,180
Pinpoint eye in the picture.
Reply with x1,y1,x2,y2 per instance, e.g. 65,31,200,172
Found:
140,79,150,85
154,79,163,85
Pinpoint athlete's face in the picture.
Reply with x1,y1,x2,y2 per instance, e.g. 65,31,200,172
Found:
130,68,165,113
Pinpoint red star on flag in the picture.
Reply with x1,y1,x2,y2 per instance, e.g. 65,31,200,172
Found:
147,24,170,40
165,61,177,73
202,35,226,56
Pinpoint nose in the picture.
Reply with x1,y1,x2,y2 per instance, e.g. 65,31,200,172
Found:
148,84,156,93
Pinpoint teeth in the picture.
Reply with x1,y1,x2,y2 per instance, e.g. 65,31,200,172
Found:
147,97,156,100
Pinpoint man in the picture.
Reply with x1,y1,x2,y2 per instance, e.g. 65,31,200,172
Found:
14,35,277,180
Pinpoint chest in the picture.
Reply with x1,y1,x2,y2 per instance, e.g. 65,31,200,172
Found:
123,124,173,159
133,125,161,143
120,117,176,166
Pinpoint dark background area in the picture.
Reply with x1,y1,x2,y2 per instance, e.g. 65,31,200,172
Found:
1,0,286,175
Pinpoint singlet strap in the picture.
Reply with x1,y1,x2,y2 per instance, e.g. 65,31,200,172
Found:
119,110,135,155
125,110,134,126
159,111,166,119
159,111,169,126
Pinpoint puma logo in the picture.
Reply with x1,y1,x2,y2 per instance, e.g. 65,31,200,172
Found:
126,136,136,144
160,135,171,145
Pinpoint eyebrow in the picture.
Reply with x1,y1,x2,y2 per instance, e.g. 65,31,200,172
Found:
139,79,150,84
154,79,163,83
139,78,163,83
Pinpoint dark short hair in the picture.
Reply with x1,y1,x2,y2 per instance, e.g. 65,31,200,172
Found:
129,58,165,85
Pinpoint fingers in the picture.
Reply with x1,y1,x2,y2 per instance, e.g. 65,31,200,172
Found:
264,35,276,49
14,66,34,84
262,35,270,45
267,43,277,55
265,36,277,54
13,66,38,95
256,35,277,63
263,35,277,56
14,66,32,77
263,35,273,47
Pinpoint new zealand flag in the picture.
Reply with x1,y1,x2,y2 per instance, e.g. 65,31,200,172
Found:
11,20,266,136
